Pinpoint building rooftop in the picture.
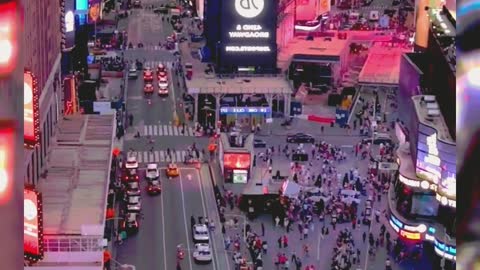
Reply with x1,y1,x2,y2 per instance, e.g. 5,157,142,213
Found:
38,114,114,235
358,42,411,86
180,41,292,95
412,95,454,144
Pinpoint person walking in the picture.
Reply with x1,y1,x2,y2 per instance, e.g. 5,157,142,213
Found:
261,222,265,236
278,236,283,248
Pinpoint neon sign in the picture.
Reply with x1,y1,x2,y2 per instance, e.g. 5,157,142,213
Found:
436,194,456,208
229,24,270,38
24,70,40,147
225,46,271,52
398,174,438,192
434,240,456,261
400,229,421,240
0,122,13,205
440,176,456,196
24,187,44,262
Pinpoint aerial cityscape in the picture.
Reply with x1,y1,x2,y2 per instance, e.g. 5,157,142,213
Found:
18,0,457,269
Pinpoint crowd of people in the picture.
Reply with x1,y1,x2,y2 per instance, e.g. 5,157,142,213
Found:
96,55,126,71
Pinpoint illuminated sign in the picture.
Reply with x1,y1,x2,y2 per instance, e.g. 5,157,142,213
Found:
389,219,400,232
390,215,403,229
224,153,251,169
440,176,456,196
220,107,271,114
220,0,277,67
65,11,74,32
24,187,44,262
76,0,88,10
0,1,18,76
403,224,427,233
63,75,78,115
24,70,40,147
0,122,14,204
436,193,456,208
400,229,421,240
434,240,456,261
399,174,438,192
235,0,264,18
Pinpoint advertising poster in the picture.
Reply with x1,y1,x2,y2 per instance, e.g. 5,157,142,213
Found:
88,0,101,23
24,188,44,261
224,153,251,169
295,0,317,21
24,71,40,147
220,0,278,68
63,0,76,51
335,108,349,126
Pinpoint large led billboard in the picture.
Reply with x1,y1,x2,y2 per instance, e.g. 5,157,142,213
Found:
224,153,251,169
24,187,44,262
24,70,40,147
88,0,101,23
220,0,278,68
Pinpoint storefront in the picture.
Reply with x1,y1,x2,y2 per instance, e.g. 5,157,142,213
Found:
219,106,271,129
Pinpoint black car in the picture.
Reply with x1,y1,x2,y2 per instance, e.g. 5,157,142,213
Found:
121,213,140,235
253,139,267,148
286,133,315,144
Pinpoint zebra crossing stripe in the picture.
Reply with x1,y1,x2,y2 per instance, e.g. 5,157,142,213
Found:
144,126,148,136
160,151,165,162
176,151,182,162
153,126,158,136
181,150,186,160
188,127,194,136
154,151,160,162
168,125,173,135
158,126,163,136
149,152,154,162
136,152,143,163
173,127,179,136
143,152,149,163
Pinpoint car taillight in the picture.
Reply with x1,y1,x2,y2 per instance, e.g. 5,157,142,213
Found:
0,1,18,77
135,175,139,180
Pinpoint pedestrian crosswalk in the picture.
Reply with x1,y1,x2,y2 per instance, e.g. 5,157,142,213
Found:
132,150,204,163
143,61,176,69
143,124,196,137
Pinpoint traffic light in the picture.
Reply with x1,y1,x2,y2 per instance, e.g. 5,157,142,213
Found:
0,120,14,204
0,1,18,77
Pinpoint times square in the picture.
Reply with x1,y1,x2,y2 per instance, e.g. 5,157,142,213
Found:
0,0,462,269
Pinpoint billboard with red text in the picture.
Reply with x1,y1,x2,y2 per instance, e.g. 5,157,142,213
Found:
223,153,251,169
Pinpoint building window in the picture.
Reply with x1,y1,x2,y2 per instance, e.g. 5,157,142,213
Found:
31,154,35,185
35,147,40,181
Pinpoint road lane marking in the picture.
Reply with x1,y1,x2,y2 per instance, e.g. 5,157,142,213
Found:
153,125,158,136
161,176,168,270
158,125,163,135
176,151,182,162
163,125,168,135
149,152,154,163
181,150,186,161
160,151,165,162
154,151,160,162
196,169,219,270
143,152,149,163
168,125,173,135
179,172,194,270
144,125,148,135
173,126,179,136
316,231,322,260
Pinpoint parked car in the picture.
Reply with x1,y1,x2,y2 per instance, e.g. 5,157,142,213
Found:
125,195,141,213
120,213,141,235
125,181,141,196
193,243,212,264
192,224,209,243
128,66,138,79
286,133,315,144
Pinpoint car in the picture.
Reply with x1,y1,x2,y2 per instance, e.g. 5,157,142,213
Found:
133,0,141,8
253,139,267,148
125,194,141,212
286,133,315,144
192,224,209,243
147,180,162,195
128,67,138,79
157,70,168,80
125,181,141,196
166,163,179,177
125,156,139,170
144,83,154,94
146,163,159,180
158,84,168,96
121,169,140,183
120,213,140,235
158,78,168,88
157,63,167,73
192,243,212,264
143,70,153,82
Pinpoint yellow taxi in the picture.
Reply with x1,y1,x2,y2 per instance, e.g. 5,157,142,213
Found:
166,163,179,177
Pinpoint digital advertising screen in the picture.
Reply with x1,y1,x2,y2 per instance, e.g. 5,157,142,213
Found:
220,0,278,68
24,188,44,261
24,70,40,147
63,0,76,51
224,153,251,169
0,122,14,205
88,0,101,23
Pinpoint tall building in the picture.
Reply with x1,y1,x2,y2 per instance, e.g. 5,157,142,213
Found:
23,0,63,185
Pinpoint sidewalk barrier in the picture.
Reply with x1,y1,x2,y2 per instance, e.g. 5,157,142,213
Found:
306,114,336,124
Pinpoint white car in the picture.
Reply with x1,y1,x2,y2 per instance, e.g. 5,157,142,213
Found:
158,84,168,96
146,163,159,180
128,67,138,79
158,78,168,89
192,224,209,243
126,181,141,196
126,195,141,212
193,243,212,263
125,156,139,170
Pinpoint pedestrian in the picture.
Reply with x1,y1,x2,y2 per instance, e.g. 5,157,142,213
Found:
303,244,309,257
191,215,195,227
303,226,309,239
291,251,297,263
275,216,280,227
261,222,265,236
221,224,226,234
128,113,134,126
363,231,367,243
278,237,283,248
385,258,392,270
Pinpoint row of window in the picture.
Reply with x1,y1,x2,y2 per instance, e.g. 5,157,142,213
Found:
25,94,58,186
